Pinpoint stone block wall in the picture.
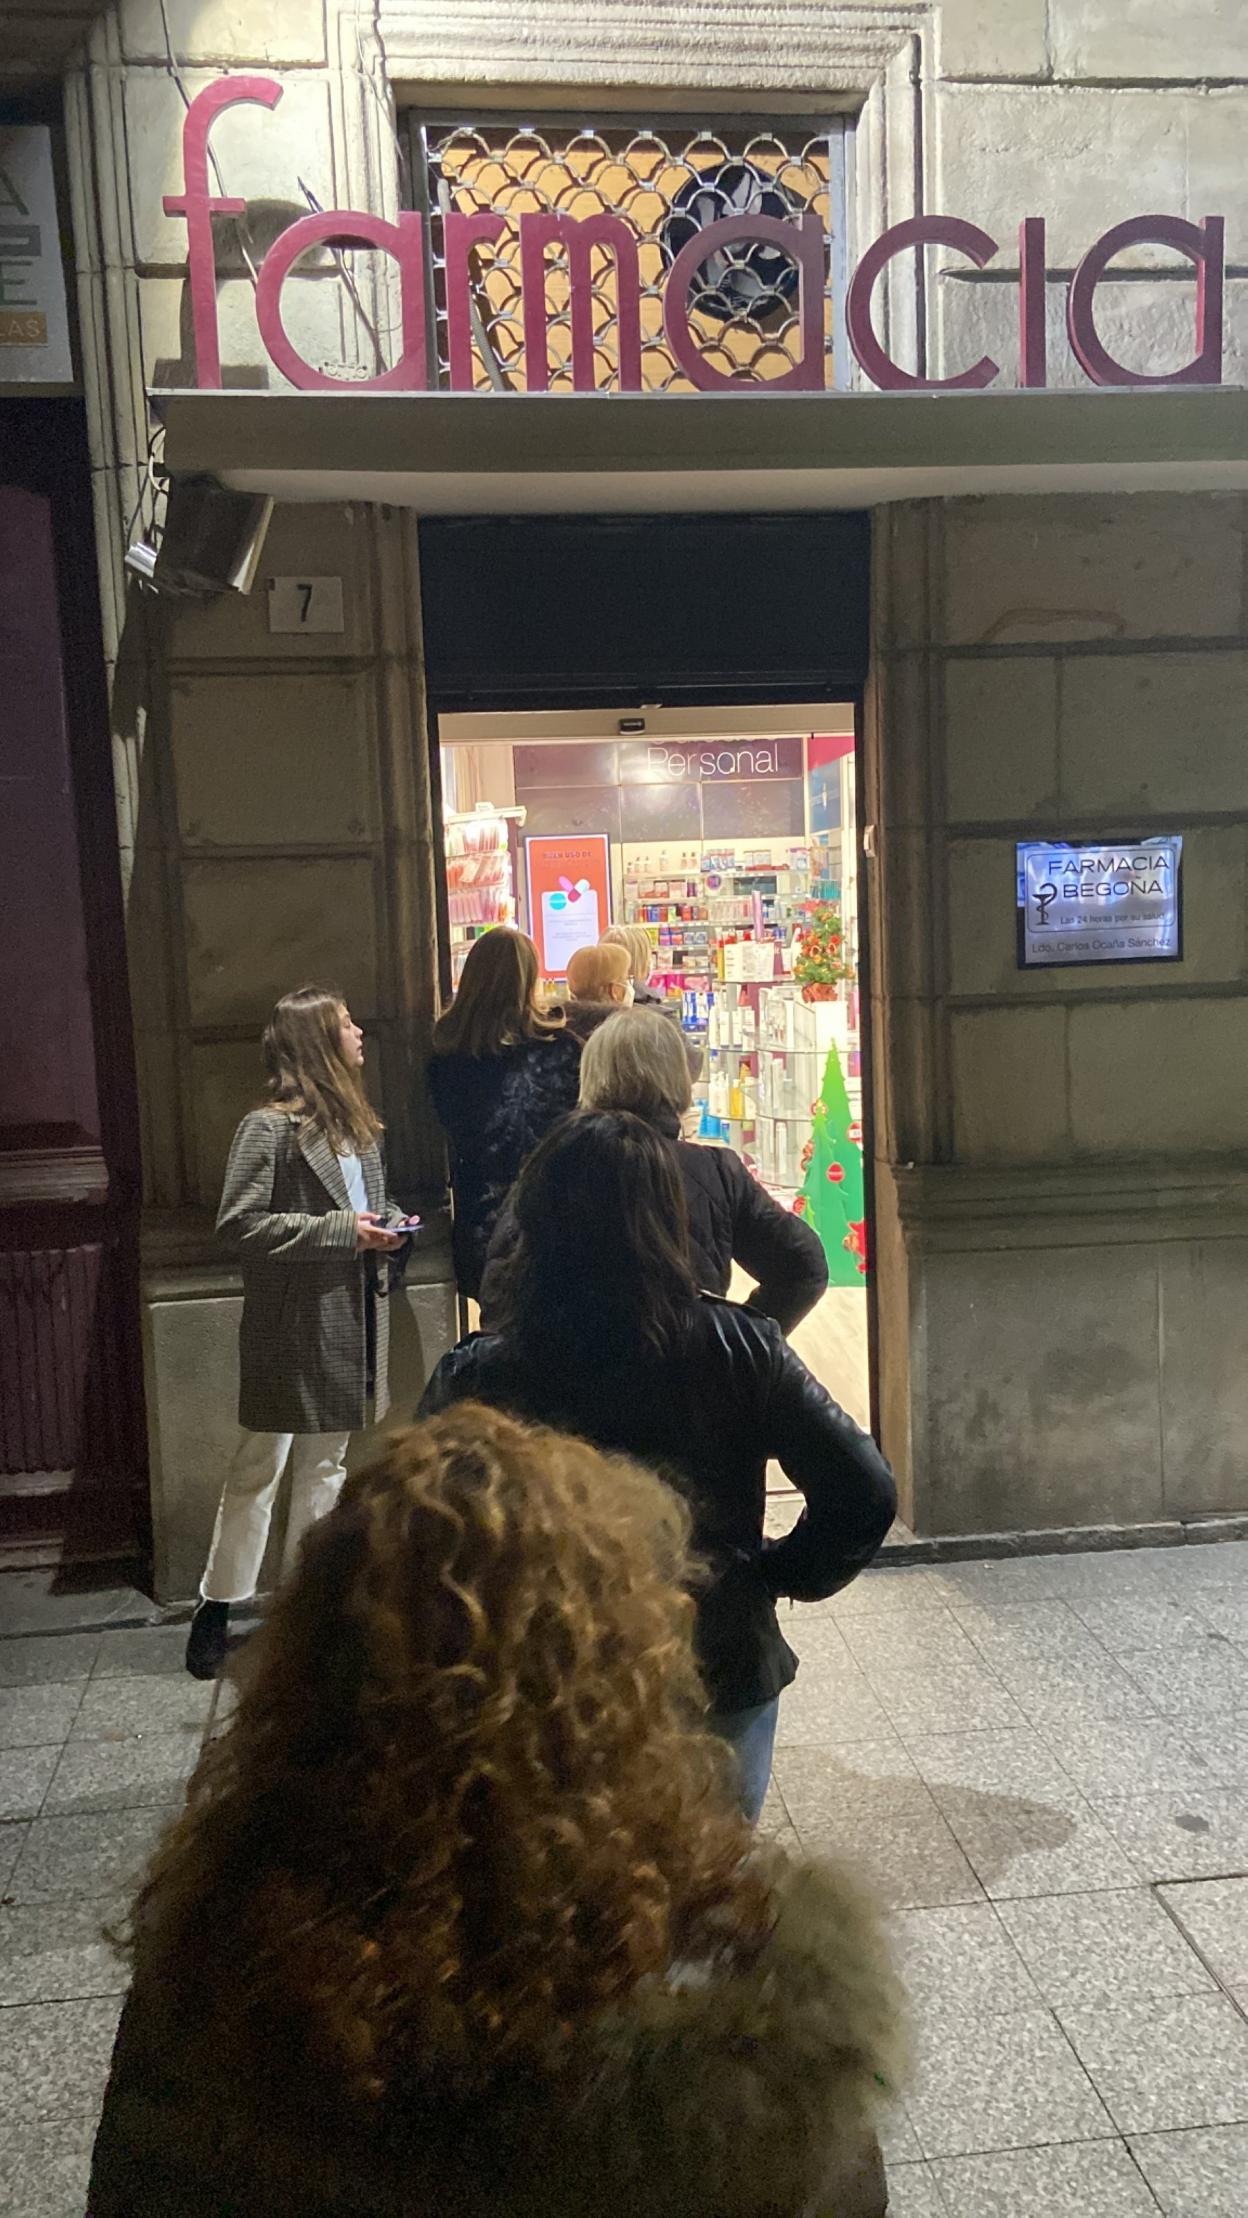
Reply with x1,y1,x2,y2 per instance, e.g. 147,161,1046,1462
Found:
57,0,1248,1561
869,492,1248,1536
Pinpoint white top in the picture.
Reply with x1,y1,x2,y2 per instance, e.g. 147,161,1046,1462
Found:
338,1151,368,1214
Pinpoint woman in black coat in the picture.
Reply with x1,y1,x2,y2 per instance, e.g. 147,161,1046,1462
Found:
421,1111,896,1820
479,1006,827,1334
427,927,581,1300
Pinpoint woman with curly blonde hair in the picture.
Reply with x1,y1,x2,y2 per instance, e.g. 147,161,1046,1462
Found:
90,1405,900,2218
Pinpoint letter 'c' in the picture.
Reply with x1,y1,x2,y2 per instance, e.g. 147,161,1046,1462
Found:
846,217,1001,389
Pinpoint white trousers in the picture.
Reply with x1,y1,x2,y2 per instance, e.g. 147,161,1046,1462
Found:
200,1427,351,1603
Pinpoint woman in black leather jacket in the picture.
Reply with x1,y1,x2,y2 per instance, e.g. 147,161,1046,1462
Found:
419,1112,896,1819
478,1006,828,1334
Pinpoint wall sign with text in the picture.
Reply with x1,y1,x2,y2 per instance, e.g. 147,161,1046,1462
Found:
620,738,804,785
0,127,72,385
1017,838,1183,968
167,79,1231,397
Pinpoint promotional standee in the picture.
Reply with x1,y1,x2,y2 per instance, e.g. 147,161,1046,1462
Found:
525,834,612,980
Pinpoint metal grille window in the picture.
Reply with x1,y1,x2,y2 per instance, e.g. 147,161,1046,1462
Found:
405,114,851,393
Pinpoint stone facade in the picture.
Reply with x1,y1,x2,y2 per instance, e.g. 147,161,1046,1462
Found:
49,0,1248,1582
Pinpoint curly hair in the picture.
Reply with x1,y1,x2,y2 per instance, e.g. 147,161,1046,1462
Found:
127,1406,771,2105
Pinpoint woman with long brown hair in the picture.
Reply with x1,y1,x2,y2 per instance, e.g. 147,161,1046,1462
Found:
424,1113,895,1821
91,1405,901,2218
427,925,580,1298
185,986,412,1680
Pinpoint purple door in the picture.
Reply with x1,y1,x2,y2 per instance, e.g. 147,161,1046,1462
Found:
0,416,146,1567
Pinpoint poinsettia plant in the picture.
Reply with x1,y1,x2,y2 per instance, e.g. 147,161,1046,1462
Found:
793,901,855,990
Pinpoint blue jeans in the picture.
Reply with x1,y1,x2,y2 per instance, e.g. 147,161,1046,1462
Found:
710,1696,780,1824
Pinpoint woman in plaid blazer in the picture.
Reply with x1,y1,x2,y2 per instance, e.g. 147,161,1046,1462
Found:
185,988,410,1679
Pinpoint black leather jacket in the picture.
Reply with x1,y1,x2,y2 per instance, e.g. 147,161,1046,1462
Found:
418,1297,896,1712
427,1036,582,1299
479,1118,828,1336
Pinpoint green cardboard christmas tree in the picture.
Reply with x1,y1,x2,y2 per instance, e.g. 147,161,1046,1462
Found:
794,1041,867,1283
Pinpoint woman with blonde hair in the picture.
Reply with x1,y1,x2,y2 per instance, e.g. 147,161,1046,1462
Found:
480,1006,828,1335
427,926,580,1299
600,921,665,1005
91,1404,901,2218
601,921,702,1074
185,987,412,1680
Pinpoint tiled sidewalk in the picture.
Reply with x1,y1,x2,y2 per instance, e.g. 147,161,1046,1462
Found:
2,1543,1248,2215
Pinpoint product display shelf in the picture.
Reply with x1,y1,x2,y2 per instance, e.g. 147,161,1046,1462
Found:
444,804,525,984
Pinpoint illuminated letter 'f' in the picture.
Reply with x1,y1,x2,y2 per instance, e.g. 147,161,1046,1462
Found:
163,76,283,388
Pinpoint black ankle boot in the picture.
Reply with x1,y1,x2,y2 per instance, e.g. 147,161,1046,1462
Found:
186,1599,230,1680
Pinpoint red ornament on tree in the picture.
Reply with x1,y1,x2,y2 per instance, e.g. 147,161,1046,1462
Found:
826,1162,846,1185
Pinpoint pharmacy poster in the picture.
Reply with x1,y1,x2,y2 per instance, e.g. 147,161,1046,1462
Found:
525,833,611,978
0,128,72,384
1017,837,1182,967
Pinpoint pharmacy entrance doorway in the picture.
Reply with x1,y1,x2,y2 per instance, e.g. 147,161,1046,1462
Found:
420,508,874,1437
435,700,870,1428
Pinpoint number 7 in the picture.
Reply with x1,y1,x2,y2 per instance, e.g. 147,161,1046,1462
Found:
297,582,314,623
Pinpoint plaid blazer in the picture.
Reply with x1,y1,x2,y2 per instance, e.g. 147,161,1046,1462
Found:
216,1109,402,1434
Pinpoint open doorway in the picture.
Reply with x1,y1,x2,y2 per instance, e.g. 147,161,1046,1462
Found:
436,703,870,1427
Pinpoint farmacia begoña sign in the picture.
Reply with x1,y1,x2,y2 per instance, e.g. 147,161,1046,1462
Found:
169,78,1228,395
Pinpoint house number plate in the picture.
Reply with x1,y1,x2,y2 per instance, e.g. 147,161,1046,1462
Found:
267,575,345,633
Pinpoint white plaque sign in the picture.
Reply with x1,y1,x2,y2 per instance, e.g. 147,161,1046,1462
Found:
267,576,346,633
0,127,72,385
1017,837,1183,967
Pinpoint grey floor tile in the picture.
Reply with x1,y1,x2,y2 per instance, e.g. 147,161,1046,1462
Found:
905,1726,1087,1804
1152,1547,1248,1595
9,1806,176,1902
874,1666,1028,1741
1058,1993,1248,2134
70,1672,215,1740
0,1898,128,2006
906,2006,1112,2158
776,1771,983,1911
818,1566,949,1618
993,1654,1159,1726
0,1634,99,1688
997,1889,1216,2010
840,1614,987,1676
0,2120,96,2218
890,1901,1039,2020
958,1600,1110,1664
774,1657,894,1744
1182,1715,1248,1791
879,2099,923,2166
773,1736,919,1788
939,1788,1140,1900
1118,1643,1248,1720
1189,1591,1248,1644
0,1993,121,2123
1094,1791,1248,1882
0,1819,30,1888
929,2140,1158,2216
938,1558,1076,1606
881,2161,948,2216
0,1574,154,1636
1159,1878,1248,1992
43,1732,200,1816
1030,1717,1224,1800
92,1623,192,1677
1066,1594,1224,1653
0,1745,60,1822
0,1683,83,1750
1128,2124,1248,2217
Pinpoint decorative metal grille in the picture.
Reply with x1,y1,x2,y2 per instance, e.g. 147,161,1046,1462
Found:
407,116,849,393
